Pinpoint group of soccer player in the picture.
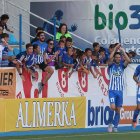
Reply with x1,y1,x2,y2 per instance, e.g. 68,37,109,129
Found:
107,43,140,132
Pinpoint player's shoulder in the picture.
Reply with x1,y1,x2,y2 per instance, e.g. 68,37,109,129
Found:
135,65,140,72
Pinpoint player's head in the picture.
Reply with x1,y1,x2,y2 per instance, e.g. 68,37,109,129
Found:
37,32,46,42
1,14,9,23
58,23,68,34
85,48,92,57
33,44,40,53
67,47,73,56
36,27,44,34
92,51,98,60
99,47,106,56
59,40,65,48
109,44,115,53
47,39,54,49
1,33,9,42
128,50,136,58
26,43,33,54
93,42,100,52
60,35,66,43
66,37,73,48
114,52,121,64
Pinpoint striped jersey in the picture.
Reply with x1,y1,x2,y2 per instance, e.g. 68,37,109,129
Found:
134,65,140,93
34,53,44,64
16,51,35,68
108,62,126,91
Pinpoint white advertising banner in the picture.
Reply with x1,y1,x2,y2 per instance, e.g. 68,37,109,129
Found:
31,0,140,63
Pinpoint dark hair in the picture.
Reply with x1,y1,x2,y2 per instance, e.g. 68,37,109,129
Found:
114,43,119,47
114,52,121,57
66,37,72,42
36,27,44,33
128,51,136,58
26,43,33,49
1,33,9,38
99,47,105,53
1,14,9,21
47,38,53,44
58,23,68,33
93,42,99,48
85,48,92,53
59,40,65,45
33,44,39,50
109,44,115,48
60,35,66,40
37,31,45,37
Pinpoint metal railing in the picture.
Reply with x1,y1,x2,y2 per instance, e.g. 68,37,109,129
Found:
4,0,93,47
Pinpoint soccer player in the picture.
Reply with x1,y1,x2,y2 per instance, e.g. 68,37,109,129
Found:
33,44,54,93
0,33,13,67
132,65,140,129
107,43,130,132
62,47,74,77
14,43,35,81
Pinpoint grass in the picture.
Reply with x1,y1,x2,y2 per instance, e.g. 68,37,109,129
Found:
1,131,140,140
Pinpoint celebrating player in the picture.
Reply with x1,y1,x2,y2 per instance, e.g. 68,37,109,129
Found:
107,43,130,132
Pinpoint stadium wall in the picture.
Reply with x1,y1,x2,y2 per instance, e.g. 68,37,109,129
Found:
0,65,140,136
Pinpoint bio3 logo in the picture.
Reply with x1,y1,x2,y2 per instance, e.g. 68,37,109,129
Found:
95,4,140,30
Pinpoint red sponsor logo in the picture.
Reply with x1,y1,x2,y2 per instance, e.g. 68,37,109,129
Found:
58,68,68,93
78,71,88,92
22,69,48,98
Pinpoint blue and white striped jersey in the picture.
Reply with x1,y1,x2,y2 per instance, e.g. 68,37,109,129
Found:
108,62,126,91
16,51,35,68
134,65,140,93
34,53,44,64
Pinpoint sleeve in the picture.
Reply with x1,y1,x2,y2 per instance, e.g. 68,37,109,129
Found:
134,66,140,77
56,32,61,40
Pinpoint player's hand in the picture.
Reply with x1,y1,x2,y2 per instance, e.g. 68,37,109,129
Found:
54,51,59,57
119,47,125,52
115,43,121,51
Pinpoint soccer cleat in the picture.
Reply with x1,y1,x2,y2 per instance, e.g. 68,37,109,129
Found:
38,82,43,94
113,127,118,132
108,124,113,132
132,121,137,130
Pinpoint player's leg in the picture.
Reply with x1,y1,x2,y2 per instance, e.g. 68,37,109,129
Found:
113,91,123,132
132,93,140,128
108,90,116,132
43,66,54,84
38,63,54,93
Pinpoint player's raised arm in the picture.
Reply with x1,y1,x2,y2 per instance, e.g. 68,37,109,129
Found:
119,47,131,67
108,43,120,65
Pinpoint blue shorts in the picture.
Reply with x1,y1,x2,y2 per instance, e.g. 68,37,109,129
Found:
109,90,123,107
